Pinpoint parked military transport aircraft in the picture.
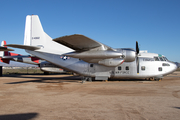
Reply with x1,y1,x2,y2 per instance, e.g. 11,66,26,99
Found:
0,41,66,74
6,15,177,81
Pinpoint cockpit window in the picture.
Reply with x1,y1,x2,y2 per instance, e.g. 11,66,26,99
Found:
154,57,159,61
159,57,165,61
163,57,168,61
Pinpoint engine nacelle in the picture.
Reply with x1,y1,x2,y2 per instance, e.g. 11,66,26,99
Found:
123,50,136,62
98,58,124,67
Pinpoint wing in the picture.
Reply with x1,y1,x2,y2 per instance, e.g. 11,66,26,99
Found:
54,34,124,67
53,34,114,51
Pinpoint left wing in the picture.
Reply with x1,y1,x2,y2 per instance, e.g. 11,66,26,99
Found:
53,34,114,51
54,34,124,67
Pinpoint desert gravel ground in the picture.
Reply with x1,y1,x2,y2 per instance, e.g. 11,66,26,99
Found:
0,72,180,120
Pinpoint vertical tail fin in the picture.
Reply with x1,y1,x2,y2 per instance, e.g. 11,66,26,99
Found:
24,15,52,47
23,15,72,54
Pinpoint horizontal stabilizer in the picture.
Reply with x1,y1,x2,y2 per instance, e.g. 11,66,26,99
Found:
2,55,31,59
6,44,40,50
0,47,14,51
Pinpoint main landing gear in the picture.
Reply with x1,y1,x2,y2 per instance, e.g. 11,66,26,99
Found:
81,77,92,83
81,77,109,83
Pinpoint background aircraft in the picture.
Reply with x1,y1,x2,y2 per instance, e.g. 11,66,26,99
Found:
6,15,177,81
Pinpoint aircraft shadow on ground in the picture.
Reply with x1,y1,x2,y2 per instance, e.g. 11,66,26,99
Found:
0,113,38,120
4,74,149,84
5,75,81,84
173,107,180,109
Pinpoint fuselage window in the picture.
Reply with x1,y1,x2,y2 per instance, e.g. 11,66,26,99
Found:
154,57,159,61
118,66,121,70
126,66,129,70
158,67,162,71
141,66,145,71
162,63,170,66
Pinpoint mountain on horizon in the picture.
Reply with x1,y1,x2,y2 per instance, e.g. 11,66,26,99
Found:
175,62,180,68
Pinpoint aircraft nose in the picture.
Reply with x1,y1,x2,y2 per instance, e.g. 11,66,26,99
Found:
171,62,178,72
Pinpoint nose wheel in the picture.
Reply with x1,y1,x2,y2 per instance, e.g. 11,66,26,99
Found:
155,78,162,81
148,77,162,81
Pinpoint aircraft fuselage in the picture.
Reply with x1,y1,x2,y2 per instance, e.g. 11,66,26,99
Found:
27,50,177,80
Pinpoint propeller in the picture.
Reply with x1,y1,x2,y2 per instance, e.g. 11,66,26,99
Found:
136,41,140,74
136,41,139,55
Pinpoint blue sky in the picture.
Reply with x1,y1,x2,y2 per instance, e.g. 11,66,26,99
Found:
0,0,180,62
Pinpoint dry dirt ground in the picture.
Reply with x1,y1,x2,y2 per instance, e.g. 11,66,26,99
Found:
0,72,180,120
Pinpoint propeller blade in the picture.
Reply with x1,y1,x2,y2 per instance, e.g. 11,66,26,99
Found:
136,41,139,74
136,41,139,55
136,57,139,74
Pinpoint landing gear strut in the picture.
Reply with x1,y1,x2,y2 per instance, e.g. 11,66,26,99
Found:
44,72,49,75
81,77,92,83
